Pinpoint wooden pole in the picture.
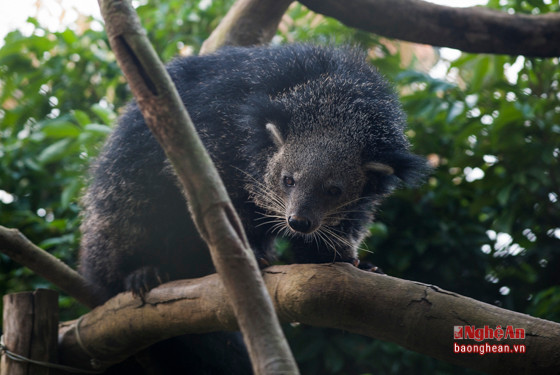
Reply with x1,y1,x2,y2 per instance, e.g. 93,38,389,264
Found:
1,289,59,375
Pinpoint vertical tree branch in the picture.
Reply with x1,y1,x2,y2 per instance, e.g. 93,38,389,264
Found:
96,1,298,373
200,0,293,54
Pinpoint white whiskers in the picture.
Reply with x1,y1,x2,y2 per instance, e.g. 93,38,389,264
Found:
240,168,370,258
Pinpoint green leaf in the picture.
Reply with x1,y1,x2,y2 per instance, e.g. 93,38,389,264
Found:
0,33,55,61
40,120,81,138
60,29,78,44
470,56,490,92
61,179,82,208
23,158,43,172
84,123,113,135
91,104,116,125
497,186,512,206
39,233,75,250
73,110,92,126
37,139,73,165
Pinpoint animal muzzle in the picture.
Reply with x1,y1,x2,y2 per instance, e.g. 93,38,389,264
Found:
287,215,313,234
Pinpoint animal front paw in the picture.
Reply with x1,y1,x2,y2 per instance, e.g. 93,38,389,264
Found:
125,266,169,300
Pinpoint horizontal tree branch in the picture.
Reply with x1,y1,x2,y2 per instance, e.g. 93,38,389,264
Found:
299,0,560,57
58,263,560,374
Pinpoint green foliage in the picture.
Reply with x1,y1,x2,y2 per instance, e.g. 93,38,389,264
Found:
135,0,233,58
0,18,122,318
1,0,558,373
372,51,560,314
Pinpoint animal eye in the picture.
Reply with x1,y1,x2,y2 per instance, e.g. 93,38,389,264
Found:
283,176,295,187
327,186,342,196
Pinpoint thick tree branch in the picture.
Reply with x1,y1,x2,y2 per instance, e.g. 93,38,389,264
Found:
200,0,293,54
96,1,297,374
58,263,560,375
0,226,104,308
299,0,560,57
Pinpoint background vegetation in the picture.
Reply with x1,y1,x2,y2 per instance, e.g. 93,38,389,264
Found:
1,0,558,374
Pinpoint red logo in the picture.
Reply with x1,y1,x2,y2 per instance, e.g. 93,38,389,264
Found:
453,325,525,342
454,326,464,339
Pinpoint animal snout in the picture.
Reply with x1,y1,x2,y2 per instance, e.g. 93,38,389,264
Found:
288,215,312,233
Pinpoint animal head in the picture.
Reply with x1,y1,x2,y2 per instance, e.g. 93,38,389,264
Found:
243,45,428,252
255,122,424,238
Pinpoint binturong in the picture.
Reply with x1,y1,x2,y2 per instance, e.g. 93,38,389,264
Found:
79,44,429,303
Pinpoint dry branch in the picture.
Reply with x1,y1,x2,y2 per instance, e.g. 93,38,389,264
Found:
200,0,293,54
96,0,297,373
0,225,104,308
299,0,560,57
58,263,560,375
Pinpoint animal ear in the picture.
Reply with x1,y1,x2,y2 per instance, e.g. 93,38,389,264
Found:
386,152,431,186
266,123,284,148
363,162,394,176
364,152,430,187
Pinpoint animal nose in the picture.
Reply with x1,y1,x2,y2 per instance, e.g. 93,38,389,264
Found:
288,215,312,233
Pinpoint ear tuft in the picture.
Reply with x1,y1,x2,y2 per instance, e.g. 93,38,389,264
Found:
363,152,431,191
386,152,431,186
266,123,284,148
363,162,394,176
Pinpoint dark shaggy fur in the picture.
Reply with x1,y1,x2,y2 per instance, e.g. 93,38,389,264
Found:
79,44,427,374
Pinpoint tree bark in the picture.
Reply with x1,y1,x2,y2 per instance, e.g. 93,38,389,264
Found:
58,263,560,375
200,0,293,54
1,290,59,375
299,0,560,57
0,225,104,309
96,1,298,374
